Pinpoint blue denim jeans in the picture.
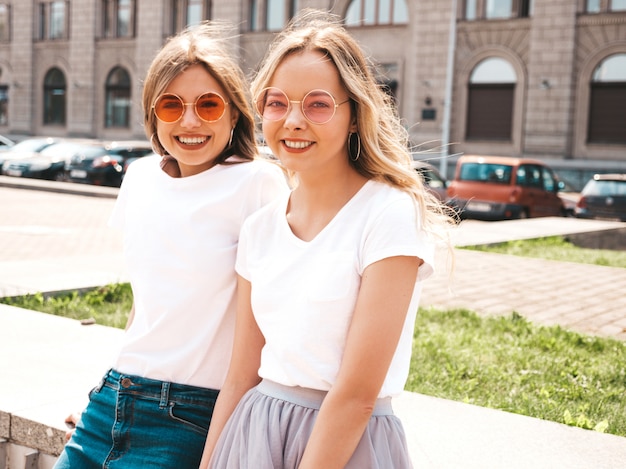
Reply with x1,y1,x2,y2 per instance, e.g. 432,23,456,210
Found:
54,369,219,469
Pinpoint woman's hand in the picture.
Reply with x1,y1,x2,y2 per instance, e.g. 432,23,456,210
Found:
64,412,81,442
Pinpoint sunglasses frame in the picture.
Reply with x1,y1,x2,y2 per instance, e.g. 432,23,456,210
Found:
255,87,350,125
152,91,231,124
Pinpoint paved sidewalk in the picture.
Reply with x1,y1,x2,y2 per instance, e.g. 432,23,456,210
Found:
1,176,626,468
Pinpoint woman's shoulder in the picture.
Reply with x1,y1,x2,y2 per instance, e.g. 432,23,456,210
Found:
366,179,413,205
121,154,161,183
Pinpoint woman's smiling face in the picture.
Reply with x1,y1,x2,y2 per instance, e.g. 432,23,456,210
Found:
261,50,355,176
156,64,238,177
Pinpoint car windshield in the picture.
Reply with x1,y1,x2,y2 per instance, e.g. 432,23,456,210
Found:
40,143,83,157
78,146,108,158
583,179,626,197
459,162,512,184
10,138,56,152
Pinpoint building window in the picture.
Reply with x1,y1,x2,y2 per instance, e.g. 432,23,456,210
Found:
611,0,626,11
0,4,10,42
466,57,516,141
0,85,8,125
588,54,626,144
586,0,601,13
266,0,287,31
105,67,131,128
586,0,626,12
43,67,66,125
103,0,136,38
247,0,299,32
345,0,408,26
486,0,512,19
38,1,68,40
464,0,532,20
170,0,211,33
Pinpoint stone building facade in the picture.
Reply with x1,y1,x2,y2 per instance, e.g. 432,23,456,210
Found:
0,0,624,175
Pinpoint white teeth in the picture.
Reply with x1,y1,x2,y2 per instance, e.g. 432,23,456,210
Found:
178,136,207,145
284,140,311,149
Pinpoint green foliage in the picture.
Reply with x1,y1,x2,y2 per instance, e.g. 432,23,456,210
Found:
0,283,133,329
407,307,626,437
462,236,626,268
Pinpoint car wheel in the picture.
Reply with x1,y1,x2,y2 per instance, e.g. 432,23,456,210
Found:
54,171,67,182
517,208,529,219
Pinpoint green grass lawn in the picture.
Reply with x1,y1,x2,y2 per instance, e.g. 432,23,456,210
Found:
462,235,626,268
2,236,625,436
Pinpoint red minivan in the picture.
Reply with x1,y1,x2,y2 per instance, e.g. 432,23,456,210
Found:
447,155,565,220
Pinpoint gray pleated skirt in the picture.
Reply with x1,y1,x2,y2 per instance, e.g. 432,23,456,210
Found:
208,379,413,469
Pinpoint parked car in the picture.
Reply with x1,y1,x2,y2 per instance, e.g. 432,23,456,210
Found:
0,134,15,151
446,155,565,220
412,160,449,202
574,174,626,222
0,137,60,171
556,179,581,217
2,140,99,181
65,140,153,187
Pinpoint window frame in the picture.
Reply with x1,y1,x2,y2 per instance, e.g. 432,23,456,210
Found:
37,0,69,41
43,67,67,126
104,66,132,128
169,0,211,34
345,0,409,27
0,3,11,43
463,0,532,20
102,0,136,39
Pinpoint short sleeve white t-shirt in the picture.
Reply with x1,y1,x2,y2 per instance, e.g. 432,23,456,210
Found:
236,180,435,397
109,155,287,389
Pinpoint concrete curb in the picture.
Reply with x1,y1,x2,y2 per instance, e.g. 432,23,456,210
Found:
0,176,119,199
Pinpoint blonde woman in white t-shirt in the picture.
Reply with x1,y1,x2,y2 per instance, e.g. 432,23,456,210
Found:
54,22,288,469
201,9,454,469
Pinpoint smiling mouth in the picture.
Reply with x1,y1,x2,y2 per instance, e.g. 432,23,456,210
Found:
283,140,312,149
177,136,207,145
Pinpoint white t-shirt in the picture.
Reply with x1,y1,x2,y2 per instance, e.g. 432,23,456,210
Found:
109,155,288,389
236,180,435,398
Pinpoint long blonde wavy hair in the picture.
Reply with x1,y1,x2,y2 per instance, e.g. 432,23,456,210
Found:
251,9,455,238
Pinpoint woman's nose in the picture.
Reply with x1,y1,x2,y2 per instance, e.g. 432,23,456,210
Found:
179,103,201,127
283,101,307,129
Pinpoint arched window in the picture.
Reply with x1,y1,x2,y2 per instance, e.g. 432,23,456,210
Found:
466,57,516,141
105,66,131,128
588,54,626,144
345,0,408,26
43,67,66,125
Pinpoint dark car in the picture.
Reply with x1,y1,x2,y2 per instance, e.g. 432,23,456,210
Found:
65,140,153,187
446,155,565,220
0,137,60,171
412,160,449,202
2,140,99,181
574,174,626,222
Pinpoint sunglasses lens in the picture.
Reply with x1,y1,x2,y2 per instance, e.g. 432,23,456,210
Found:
154,94,184,123
255,88,338,124
302,90,336,124
256,88,289,121
195,93,226,122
